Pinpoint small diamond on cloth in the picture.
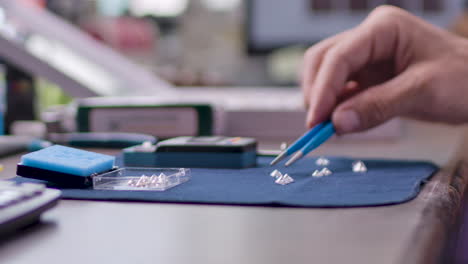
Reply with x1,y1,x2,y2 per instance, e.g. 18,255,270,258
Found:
275,174,294,185
352,161,367,173
312,170,324,177
315,157,330,166
270,169,283,178
320,167,332,176
312,168,332,177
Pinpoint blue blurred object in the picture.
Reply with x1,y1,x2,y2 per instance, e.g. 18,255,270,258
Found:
271,121,335,167
21,145,115,176
13,156,438,207
28,132,157,151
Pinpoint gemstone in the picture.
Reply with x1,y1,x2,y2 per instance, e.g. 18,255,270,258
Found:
149,174,158,185
127,179,138,186
178,168,186,176
315,157,330,166
282,174,294,184
352,161,367,173
275,173,294,185
320,167,332,176
157,173,167,184
270,169,283,178
312,169,324,177
280,142,288,151
136,175,149,187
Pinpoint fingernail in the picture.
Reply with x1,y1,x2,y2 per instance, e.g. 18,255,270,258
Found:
335,110,360,133
306,114,317,129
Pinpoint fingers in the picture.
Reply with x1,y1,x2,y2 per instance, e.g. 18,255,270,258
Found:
331,68,418,134
301,31,350,108
304,6,409,128
337,81,361,102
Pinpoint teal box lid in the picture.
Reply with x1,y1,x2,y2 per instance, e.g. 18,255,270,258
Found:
123,137,257,168
76,100,214,138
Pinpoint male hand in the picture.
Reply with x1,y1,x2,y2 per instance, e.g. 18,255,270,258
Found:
302,5,468,134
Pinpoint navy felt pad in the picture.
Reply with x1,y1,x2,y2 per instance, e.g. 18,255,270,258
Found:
13,156,438,207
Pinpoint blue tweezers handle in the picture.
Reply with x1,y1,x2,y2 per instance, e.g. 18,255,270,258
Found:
300,121,335,156
285,122,325,155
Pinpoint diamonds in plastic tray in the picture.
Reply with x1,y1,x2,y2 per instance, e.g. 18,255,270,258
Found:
93,167,191,191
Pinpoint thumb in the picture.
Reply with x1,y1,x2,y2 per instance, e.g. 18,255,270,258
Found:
332,71,417,134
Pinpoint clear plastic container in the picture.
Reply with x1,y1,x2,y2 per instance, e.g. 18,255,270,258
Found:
93,167,190,191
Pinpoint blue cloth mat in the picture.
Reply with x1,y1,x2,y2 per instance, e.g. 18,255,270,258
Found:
12,156,438,207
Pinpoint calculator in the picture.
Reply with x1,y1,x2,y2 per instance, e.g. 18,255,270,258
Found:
0,181,61,236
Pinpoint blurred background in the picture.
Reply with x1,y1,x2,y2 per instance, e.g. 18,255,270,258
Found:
36,0,467,87
0,0,467,134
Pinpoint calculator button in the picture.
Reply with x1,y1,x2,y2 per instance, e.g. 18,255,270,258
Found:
19,183,45,197
0,181,15,190
0,190,23,207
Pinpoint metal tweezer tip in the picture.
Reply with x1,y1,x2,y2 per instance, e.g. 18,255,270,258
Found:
285,151,304,167
270,151,287,166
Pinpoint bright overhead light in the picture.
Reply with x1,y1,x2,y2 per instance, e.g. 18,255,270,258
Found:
26,35,118,96
129,0,188,17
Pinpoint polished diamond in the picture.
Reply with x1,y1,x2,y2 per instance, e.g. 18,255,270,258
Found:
320,167,332,176
178,168,186,176
282,174,294,184
275,173,294,185
352,161,367,173
157,173,167,184
280,142,288,151
136,175,150,187
270,169,283,178
315,157,330,166
127,179,138,186
149,174,158,185
312,169,324,177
